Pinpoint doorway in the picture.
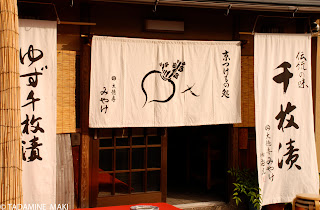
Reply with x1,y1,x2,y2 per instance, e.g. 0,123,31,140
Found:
90,128,167,207
167,125,229,205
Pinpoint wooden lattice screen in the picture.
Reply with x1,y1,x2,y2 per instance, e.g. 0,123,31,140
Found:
234,56,255,127
0,0,23,205
57,50,76,134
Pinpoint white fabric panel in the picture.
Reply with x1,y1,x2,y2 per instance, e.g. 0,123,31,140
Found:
19,19,57,206
90,36,241,127
254,33,319,206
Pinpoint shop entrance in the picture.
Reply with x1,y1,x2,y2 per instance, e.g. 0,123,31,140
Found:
167,125,229,205
90,128,167,207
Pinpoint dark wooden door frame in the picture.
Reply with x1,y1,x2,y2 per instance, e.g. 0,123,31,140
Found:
90,128,168,207
90,130,99,207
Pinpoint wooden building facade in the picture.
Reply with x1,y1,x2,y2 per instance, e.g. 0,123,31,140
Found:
16,0,320,208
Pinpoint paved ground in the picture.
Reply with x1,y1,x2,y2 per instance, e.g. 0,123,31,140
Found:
173,202,245,210
166,190,242,210
167,191,224,205
174,201,228,210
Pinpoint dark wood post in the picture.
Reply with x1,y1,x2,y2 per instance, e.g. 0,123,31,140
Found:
161,128,168,202
79,43,91,208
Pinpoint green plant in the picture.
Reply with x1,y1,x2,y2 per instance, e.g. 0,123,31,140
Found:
228,168,262,209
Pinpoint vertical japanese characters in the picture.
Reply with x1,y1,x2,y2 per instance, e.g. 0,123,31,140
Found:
20,45,45,162
273,61,301,171
296,52,308,88
99,76,116,114
111,76,116,102
260,125,275,182
261,58,302,182
100,87,109,113
222,50,230,98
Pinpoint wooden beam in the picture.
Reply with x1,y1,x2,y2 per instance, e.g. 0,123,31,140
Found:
315,20,320,172
79,43,91,208
239,32,253,35
59,21,96,26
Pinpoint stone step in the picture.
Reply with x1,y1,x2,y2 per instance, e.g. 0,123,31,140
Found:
173,201,231,210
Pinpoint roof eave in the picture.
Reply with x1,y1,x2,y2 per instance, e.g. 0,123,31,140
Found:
91,0,320,13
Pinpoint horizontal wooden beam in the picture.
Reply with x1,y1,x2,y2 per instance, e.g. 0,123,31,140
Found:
59,21,96,26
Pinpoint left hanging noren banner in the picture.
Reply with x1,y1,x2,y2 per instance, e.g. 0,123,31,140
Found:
19,19,57,206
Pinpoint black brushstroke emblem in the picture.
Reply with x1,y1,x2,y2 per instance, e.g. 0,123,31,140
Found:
181,83,200,97
141,60,185,107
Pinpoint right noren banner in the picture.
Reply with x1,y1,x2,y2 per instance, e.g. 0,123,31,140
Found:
254,33,319,206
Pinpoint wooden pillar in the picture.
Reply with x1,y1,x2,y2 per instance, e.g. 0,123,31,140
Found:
161,128,168,202
227,126,239,203
315,21,320,172
230,127,239,168
239,128,248,150
79,43,91,207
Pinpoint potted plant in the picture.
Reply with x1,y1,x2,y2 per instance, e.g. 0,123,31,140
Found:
228,168,262,210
